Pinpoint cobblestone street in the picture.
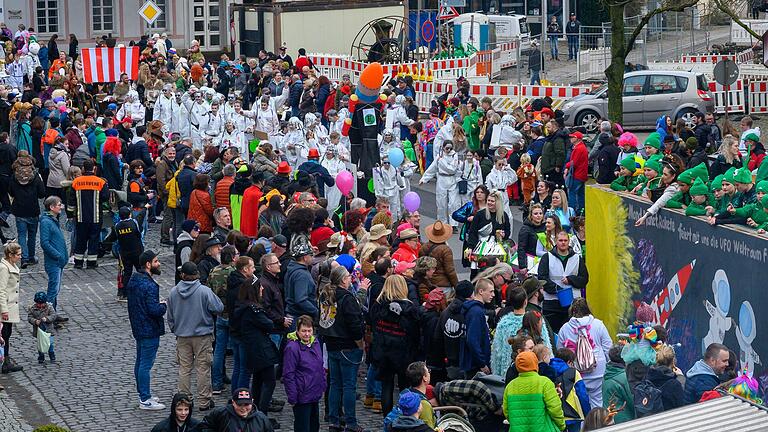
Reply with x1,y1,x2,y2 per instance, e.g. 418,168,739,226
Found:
0,221,386,432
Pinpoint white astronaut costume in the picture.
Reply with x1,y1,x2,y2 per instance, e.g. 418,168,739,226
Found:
219,123,246,152
378,129,402,159
117,90,147,126
170,93,191,137
282,117,309,167
703,269,732,354
153,85,175,134
22,44,40,81
304,113,330,155
182,91,213,149
329,108,352,157
385,95,415,141
321,150,347,211
255,100,280,142
373,159,406,221
398,159,418,212
222,99,238,121
420,145,461,227
229,107,257,137
459,157,483,205
490,115,524,152
432,123,455,161
485,164,518,221
5,57,26,90
202,105,225,140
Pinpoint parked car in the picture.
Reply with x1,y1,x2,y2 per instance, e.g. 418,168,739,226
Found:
561,70,715,133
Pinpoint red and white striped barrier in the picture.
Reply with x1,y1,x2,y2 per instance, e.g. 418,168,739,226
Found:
681,54,736,63
708,80,745,114
749,81,768,113
495,40,520,69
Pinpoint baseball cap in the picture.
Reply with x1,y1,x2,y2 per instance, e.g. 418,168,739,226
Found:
179,262,199,277
271,234,288,248
233,388,253,405
568,131,584,140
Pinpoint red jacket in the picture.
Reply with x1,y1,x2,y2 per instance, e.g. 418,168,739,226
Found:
566,141,589,182
748,151,765,172
240,185,263,237
392,241,418,264
188,189,214,233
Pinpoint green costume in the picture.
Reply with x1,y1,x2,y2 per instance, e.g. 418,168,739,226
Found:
464,110,481,151
685,178,713,216
734,195,768,230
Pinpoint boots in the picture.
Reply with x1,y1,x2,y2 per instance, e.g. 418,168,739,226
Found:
38,352,45,364
2,357,23,373
49,351,56,363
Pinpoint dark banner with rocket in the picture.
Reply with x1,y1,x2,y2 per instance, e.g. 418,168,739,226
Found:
585,186,767,392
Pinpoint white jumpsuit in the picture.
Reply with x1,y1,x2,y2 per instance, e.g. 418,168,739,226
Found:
421,151,461,227
459,159,483,205
373,163,405,221
153,93,174,133
485,166,518,222
182,93,211,149
321,156,346,211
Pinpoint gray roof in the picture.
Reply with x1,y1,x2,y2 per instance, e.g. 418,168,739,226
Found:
600,395,768,432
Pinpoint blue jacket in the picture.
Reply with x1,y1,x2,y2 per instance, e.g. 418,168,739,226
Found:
125,138,154,168
298,160,335,197
551,357,591,419
85,126,97,157
284,260,318,318
177,166,197,211
684,359,720,404
126,271,167,340
39,212,68,268
459,299,490,372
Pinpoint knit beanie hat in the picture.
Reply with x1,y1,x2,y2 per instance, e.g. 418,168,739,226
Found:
644,133,661,150
644,158,662,176
711,175,724,192
677,169,695,186
733,167,753,184
181,219,199,233
756,180,768,194
515,351,539,373
398,392,421,416
685,137,699,151
635,302,655,323
620,155,638,173
690,177,709,196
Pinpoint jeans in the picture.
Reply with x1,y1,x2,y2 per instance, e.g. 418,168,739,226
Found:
45,264,63,310
212,317,230,389
366,364,382,398
530,70,541,85
567,35,579,59
134,337,160,402
328,348,363,427
269,333,282,349
425,142,434,170
568,179,585,214
293,402,320,432
131,208,148,240
15,216,38,261
231,337,251,392
251,365,277,414
549,35,558,59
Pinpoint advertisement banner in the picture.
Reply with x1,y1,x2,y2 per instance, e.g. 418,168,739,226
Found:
586,185,767,386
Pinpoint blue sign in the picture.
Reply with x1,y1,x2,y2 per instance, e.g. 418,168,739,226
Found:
408,11,438,51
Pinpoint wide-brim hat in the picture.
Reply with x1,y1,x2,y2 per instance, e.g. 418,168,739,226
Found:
425,220,452,244
368,224,392,241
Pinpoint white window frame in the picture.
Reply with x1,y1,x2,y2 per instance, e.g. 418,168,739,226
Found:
147,0,168,32
36,0,60,35
92,0,115,33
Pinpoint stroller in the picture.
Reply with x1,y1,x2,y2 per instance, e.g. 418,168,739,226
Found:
434,408,475,432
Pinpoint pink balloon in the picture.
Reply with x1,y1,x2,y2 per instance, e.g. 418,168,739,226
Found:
403,192,420,213
336,170,354,196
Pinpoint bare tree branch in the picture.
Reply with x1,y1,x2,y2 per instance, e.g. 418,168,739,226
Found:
713,0,762,41
626,0,700,54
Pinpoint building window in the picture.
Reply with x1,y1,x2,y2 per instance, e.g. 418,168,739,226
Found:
36,0,59,34
148,0,168,31
92,0,114,32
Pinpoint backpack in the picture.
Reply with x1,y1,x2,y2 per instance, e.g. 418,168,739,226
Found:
633,379,664,417
43,128,60,146
383,390,427,432
574,326,597,374
165,168,182,209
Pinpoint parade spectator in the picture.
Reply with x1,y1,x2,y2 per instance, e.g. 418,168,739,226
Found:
283,315,326,432
0,243,23,374
199,388,274,431
9,151,45,268
684,343,730,404
39,196,68,311
460,278,494,378
126,250,167,411
151,393,201,432
419,221,458,289
167,262,224,411
503,351,566,431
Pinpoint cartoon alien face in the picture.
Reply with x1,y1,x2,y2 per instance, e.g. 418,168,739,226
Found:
738,301,756,344
712,269,731,315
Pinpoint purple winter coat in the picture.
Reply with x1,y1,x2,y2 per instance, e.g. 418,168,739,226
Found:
282,336,326,405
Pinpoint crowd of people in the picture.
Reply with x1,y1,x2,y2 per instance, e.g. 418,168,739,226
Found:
0,22,764,432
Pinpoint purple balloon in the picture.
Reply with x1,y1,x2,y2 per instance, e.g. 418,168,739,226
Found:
403,192,420,213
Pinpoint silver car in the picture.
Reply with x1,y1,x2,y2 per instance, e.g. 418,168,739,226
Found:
561,70,715,133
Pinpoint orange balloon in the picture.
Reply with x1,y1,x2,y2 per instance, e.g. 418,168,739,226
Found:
359,62,384,90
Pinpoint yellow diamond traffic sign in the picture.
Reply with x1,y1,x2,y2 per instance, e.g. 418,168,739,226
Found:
138,0,163,25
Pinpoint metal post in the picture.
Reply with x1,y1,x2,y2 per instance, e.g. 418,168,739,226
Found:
690,7,695,54
517,36,522,84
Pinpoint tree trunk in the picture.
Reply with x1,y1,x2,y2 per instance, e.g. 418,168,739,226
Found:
606,4,627,125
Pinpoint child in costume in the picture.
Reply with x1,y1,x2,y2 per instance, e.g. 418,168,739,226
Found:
705,175,726,216
610,155,642,192
27,291,57,364
685,178,713,216
667,163,708,209
631,158,663,198
734,183,768,232
517,153,537,203
373,155,405,221
485,156,519,221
